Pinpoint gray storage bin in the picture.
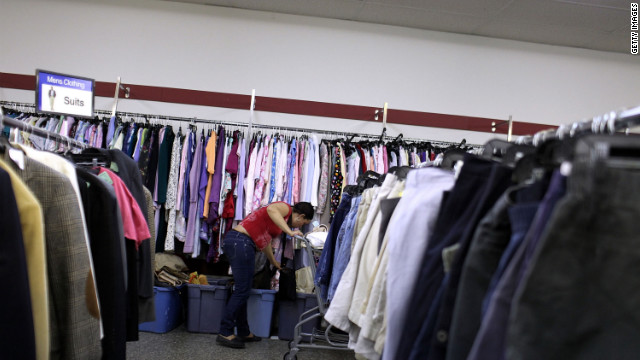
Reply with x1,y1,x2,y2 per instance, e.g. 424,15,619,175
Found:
186,283,231,333
278,292,320,341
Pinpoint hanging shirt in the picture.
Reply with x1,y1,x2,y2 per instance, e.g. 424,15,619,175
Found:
309,136,321,207
235,137,247,221
253,136,270,211
285,139,297,205
222,133,240,219
261,136,275,206
207,126,226,222
282,139,296,204
182,131,195,217
164,133,183,252
338,143,347,196
304,138,315,203
299,140,308,202
218,136,232,217
198,135,210,216
273,138,284,202
175,130,190,215
174,130,192,242
132,127,144,162
317,142,329,214
184,132,204,254
202,132,217,218
268,137,280,203
106,116,116,147
98,168,150,249
244,137,259,217
293,139,303,204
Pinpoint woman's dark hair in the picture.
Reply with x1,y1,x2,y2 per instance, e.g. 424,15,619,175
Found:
293,202,314,220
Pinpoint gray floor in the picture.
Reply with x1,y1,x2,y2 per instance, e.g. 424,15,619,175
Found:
127,324,354,360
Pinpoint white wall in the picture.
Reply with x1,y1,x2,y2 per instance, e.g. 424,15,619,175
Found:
1,0,639,144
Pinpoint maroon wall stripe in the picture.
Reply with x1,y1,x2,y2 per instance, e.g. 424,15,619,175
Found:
1,71,555,135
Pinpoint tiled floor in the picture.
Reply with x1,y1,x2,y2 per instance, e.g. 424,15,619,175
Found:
126,324,353,359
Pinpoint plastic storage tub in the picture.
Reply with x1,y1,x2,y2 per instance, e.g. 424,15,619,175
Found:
278,292,320,341
186,283,231,334
139,285,186,333
247,288,277,338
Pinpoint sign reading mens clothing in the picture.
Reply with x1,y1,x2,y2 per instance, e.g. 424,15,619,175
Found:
36,69,95,118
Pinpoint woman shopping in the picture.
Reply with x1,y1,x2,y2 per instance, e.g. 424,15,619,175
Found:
217,201,314,349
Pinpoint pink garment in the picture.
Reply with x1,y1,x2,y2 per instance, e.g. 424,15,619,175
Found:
99,167,150,249
95,124,104,149
293,139,304,204
383,145,388,173
377,145,385,173
253,136,269,212
244,142,259,216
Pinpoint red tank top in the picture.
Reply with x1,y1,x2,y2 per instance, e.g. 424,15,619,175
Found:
240,202,292,250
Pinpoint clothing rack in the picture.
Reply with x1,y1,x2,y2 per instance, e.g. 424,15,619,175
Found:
1,113,88,150
521,104,640,145
0,101,481,149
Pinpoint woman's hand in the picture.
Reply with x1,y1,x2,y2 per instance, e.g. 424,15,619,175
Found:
290,230,304,237
272,260,282,271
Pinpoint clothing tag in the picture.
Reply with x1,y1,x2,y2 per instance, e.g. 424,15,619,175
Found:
442,243,460,273
8,147,25,170
453,160,464,179
560,161,572,176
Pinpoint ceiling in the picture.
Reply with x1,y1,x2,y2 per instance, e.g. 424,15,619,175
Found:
161,0,632,54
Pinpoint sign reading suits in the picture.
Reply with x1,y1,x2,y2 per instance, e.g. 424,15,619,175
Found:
36,70,95,118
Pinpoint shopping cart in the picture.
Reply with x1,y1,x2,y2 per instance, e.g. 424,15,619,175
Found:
283,235,352,360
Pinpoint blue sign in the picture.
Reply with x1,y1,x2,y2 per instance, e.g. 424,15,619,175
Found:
35,69,95,118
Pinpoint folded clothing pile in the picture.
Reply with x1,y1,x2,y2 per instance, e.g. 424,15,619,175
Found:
154,253,190,287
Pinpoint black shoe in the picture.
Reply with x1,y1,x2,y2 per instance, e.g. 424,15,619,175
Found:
216,335,246,349
241,333,262,342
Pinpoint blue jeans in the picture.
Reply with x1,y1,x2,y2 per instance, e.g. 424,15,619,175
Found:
219,230,256,337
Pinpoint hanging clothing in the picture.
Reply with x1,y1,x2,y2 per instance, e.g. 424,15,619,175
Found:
329,146,344,218
77,167,127,360
0,166,43,360
184,132,204,254
207,127,226,222
0,156,102,359
164,132,183,252
317,142,329,215
383,168,454,360
202,132,217,219
234,137,247,221
83,147,153,334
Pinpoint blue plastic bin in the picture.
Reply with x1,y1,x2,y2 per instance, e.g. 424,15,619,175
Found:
139,285,186,333
247,289,277,338
186,283,231,334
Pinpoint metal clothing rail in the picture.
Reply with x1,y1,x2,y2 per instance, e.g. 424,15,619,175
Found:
0,101,481,148
519,104,640,145
1,114,88,149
